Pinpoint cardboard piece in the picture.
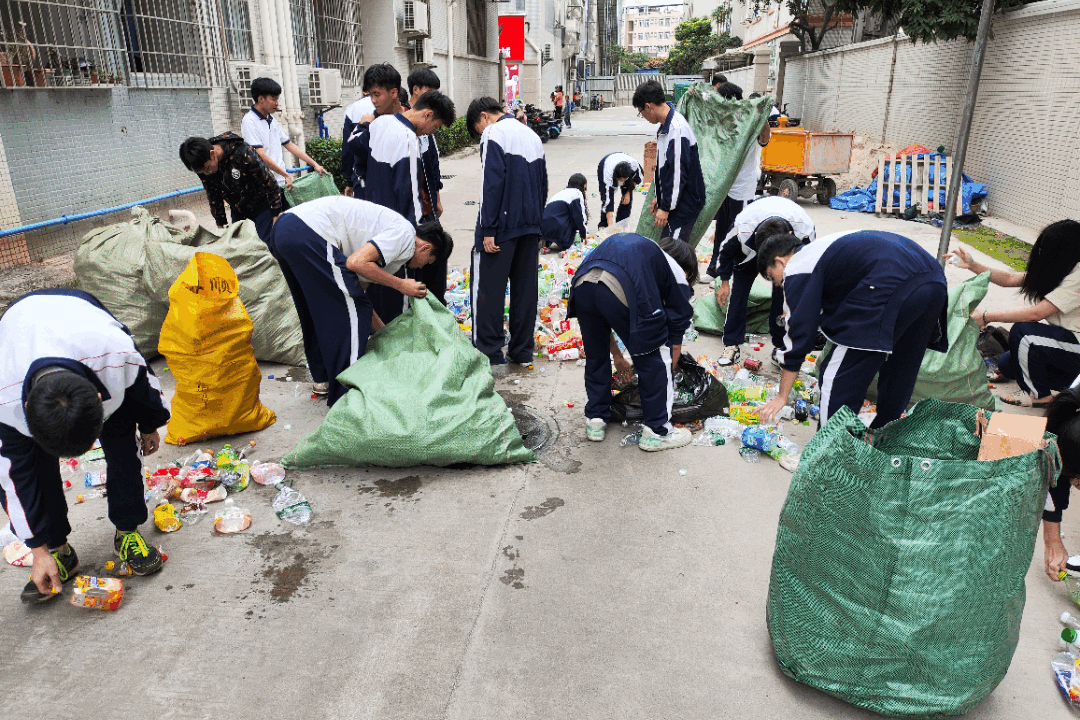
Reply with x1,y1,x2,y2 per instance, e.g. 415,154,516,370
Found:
977,412,1048,461
642,141,657,188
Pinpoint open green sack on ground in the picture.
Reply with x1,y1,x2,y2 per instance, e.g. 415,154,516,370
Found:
282,294,535,469
74,207,305,366
284,172,339,207
767,399,1059,717
693,276,772,336
636,84,772,248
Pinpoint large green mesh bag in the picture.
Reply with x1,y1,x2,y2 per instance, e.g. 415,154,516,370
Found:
284,172,339,207
282,294,536,468
636,83,772,248
768,399,1059,717
693,276,773,336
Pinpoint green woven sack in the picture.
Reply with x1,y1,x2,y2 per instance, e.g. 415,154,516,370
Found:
282,294,536,469
693,276,773,336
636,83,772,248
284,172,339,207
767,399,1059,717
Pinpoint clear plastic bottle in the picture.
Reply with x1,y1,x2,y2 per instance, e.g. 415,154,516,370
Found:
272,483,312,525
739,447,762,463
1060,571,1080,606
1063,611,1080,630
984,357,999,379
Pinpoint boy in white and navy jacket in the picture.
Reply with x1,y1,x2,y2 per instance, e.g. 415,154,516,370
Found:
0,290,171,603
633,80,705,243
465,97,548,365
541,174,589,251
597,152,642,230
342,63,404,196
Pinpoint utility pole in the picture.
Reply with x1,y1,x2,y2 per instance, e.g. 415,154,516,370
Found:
936,0,995,266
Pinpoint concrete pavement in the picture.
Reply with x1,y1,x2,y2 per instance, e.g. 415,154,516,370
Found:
0,105,1075,720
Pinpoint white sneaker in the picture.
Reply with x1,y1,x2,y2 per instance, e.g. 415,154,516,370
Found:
717,345,741,366
639,426,692,452
586,418,607,441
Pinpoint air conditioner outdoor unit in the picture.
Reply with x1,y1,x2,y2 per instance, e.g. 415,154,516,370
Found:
409,37,435,68
308,68,342,108
231,63,283,111
403,0,430,36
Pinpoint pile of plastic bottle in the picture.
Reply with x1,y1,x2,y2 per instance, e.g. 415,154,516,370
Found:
1052,603,1080,707
142,442,308,534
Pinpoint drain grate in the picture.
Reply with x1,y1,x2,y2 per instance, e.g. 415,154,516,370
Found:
509,404,558,452
440,174,455,180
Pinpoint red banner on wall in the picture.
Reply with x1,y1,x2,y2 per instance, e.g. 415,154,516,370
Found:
498,15,525,61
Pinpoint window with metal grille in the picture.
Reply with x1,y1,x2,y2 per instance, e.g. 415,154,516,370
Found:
0,0,228,88
465,0,486,57
290,0,315,65
220,0,253,61
314,0,362,85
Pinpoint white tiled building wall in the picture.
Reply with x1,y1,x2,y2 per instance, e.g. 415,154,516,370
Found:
781,0,1080,231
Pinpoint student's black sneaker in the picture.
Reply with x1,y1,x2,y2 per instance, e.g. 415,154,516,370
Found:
20,544,79,603
114,530,163,576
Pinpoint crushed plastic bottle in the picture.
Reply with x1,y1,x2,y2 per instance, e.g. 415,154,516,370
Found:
272,483,312,525
250,461,287,486
1061,571,1080,606
620,432,641,446
213,499,252,534
742,426,780,453
1052,651,1080,707
692,430,726,446
739,447,762,463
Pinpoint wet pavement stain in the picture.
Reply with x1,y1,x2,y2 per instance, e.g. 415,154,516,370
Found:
263,552,310,603
502,545,519,560
500,567,525,589
358,475,422,499
520,497,565,520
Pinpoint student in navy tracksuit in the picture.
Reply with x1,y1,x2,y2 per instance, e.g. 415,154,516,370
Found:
362,91,456,323
466,97,548,365
0,290,171,603
755,230,948,428
712,196,816,367
406,69,451,306
268,197,452,405
633,80,705,243
597,152,643,230
568,234,698,451
342,94,374,190
343,63,404,197
541,174,589,251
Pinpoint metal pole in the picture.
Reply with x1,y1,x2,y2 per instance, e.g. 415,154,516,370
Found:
937,0,996,266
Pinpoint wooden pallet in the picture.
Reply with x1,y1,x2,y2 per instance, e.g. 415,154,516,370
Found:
875,154,951,215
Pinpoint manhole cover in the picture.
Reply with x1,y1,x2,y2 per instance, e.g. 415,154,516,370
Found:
509,403,558,452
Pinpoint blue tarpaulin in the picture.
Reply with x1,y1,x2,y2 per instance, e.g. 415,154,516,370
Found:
830,153,988,214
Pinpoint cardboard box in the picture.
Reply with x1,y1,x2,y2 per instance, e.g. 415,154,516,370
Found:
642,141,657,186
977,412,1048,461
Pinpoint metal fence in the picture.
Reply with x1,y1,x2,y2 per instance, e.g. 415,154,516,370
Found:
0,0,238,88
313,0,362,86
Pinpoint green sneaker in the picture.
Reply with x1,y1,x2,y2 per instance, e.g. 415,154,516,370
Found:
586,418,607,442
639,426,692,452
114,530,162,576
20,544,79,603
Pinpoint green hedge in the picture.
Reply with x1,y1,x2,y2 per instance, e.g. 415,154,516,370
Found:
306,118,477,194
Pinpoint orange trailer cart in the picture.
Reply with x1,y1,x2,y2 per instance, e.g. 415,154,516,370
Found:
758,125,854,205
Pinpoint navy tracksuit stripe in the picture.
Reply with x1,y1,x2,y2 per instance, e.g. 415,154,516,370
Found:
268,214,374,406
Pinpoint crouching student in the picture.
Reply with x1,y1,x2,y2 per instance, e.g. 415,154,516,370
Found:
755,230,948,428
712,196,816,367
568,234,698,452
0,290,171,603
597,153,643,230
541,173,589,251
268,196,452,404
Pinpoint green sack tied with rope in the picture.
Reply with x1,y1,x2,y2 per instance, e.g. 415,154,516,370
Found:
282,294,535,469
767,399,1059,717
284,172,340,207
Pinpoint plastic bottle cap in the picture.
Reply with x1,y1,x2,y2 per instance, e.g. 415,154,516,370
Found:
1063,611,1075,625
1061,570,1071,581
1066,628,1079,643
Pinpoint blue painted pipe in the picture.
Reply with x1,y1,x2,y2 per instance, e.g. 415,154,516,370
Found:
0,165,313,240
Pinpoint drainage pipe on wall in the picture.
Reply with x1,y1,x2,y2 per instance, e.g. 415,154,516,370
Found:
448,0,457,104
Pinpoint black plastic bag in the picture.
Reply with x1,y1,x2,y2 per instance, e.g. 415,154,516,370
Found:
610,355,729,424
976,325,1009,359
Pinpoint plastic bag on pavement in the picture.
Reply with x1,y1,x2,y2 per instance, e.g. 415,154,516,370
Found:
693,276,773,336
610,355,729,424
767,399,1059,716
159,252,276,445
284,172,339,207
635,84,773,248
282,295,535,469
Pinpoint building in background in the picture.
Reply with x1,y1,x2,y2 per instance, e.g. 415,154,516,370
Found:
621,0,683,58
498,0,585,107
0,0,500,268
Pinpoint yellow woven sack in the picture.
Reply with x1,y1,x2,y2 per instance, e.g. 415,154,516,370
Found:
160,252,276,445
